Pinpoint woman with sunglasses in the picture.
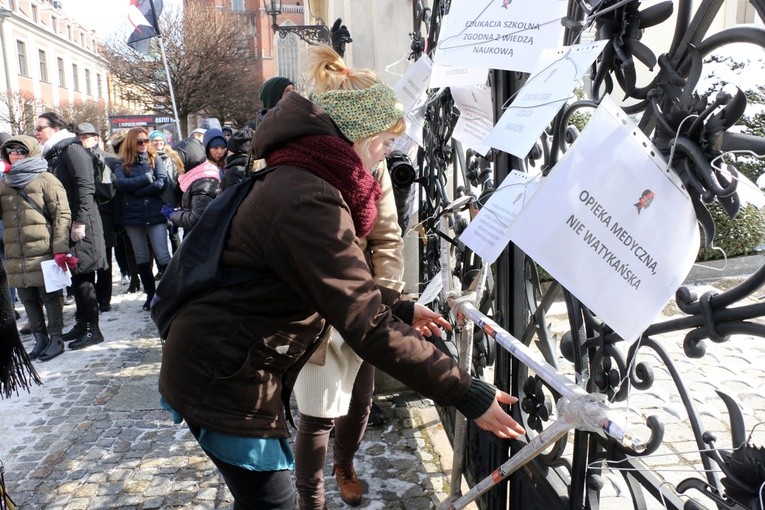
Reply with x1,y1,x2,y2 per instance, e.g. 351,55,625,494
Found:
0,135,71,361
114,127,170,311
35,112,108,351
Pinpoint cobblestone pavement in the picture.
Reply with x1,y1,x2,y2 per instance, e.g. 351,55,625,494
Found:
2,272,765,509
0,277,453,510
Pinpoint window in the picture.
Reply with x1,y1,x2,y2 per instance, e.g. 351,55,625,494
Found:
67,25,71,40
737,0,756,23
51,16,57,32
96,73,102,98
232,0,244,11
39,50,48,82
85,69,91,95
9,0,15,10
16,40,27,76
275,33,300,87
31,4,38,22
57,57,65,87
72,63,79,92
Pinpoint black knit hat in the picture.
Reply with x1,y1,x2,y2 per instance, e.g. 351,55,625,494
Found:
258,77,294,110
226,128,253,155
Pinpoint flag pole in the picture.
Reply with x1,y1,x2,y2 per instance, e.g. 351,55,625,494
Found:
157,35,182,141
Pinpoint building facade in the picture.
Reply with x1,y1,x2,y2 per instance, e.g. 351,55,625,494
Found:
0,0,108,134
184,0,305,103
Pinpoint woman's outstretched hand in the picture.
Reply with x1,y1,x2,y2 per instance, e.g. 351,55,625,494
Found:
412,303,452,337
474,390,526,439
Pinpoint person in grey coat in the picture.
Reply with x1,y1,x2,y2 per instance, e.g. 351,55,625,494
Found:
35,112,108,351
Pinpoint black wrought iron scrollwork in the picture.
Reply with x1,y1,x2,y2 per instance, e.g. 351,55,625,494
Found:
411,0,765,509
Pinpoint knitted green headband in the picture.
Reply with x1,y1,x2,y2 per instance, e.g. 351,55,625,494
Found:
311,83,404,142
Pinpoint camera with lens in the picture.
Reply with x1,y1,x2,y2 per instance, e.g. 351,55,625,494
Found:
386,150,418,188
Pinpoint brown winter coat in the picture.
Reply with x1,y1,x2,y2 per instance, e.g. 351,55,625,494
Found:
0,172,71,288
158,92,471,438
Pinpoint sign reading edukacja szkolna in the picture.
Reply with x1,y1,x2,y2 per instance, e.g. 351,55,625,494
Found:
507,97,699,342
434,0,568,73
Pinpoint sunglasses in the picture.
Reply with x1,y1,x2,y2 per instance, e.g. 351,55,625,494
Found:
6,147,29,155
136,139,150,146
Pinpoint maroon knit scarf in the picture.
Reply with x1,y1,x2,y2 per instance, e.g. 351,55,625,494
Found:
266,134,381,237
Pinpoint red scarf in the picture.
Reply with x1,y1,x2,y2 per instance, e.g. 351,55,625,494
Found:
266,135,381,237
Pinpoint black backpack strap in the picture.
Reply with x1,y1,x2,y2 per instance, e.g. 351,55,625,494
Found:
12,187,52,225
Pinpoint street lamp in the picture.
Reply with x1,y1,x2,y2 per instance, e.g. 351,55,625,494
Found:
265,0,329,45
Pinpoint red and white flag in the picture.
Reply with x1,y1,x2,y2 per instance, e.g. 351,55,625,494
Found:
127,0,163,54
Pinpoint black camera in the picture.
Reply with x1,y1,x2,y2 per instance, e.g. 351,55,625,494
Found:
386,150,417,188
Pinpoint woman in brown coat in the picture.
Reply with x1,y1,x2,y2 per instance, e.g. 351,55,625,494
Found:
0,135,71,361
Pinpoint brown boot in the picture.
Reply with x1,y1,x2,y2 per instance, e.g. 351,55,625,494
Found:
332,463,362,506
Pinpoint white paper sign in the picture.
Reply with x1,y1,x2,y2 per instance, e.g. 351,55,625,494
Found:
451,86,494,156
460,170,541,263
41,259,72,293
417,273,444,305
483,41,608,158
393,55,433,113
507,97,699,343
430,64,490,88
434,0,568,73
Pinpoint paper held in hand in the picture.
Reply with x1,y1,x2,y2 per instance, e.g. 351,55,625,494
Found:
507,96,699,343
41,259,72,293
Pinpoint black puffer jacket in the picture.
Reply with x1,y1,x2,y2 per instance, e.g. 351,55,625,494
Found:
221,153,249,191
168,161,220,231
44,137,107,274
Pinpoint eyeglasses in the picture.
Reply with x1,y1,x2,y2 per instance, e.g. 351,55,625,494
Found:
136,139,150,146
5,147,29,155
34,125,51,132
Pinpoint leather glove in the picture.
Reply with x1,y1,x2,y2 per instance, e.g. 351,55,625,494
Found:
53,253,79,270
161,204,175,219
330,18,352,57
70,222,86,242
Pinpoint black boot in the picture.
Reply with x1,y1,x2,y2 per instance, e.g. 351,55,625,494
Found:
155,263,168,281
38,334,64,362
62,320,87,342
29,332,49,360
137,263,156,311
126,274,141,294
69,323,104,350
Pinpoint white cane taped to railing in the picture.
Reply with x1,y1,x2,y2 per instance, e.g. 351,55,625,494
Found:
507,95,699,343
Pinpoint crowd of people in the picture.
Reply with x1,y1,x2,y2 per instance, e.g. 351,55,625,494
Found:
1,43,525,510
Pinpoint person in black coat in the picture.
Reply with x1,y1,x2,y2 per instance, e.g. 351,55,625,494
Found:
75,122,120,313
163,137,220,233
220,128,253,191
35,112,107,350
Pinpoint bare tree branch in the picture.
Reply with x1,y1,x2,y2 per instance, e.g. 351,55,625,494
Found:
104,3,259,135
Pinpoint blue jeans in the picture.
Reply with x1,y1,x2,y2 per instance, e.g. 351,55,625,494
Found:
125,223,171,266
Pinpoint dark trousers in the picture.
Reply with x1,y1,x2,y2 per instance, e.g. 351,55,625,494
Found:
188,424,297,510
71,272,98,324
113,228,131,277
17,286,64,336
294,362,375,510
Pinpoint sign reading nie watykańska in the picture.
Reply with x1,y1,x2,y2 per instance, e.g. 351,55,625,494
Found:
483,41,607,158
507,97,699,343
434,0,568,73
